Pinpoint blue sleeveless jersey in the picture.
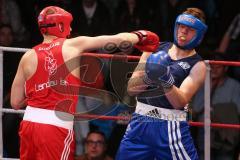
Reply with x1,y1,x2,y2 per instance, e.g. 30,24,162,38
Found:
137,42,202,109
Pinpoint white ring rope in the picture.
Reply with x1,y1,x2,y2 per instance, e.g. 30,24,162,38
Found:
0,46,29,53
1,108,24,114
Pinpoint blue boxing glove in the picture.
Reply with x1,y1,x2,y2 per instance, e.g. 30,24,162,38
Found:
144,51,174,88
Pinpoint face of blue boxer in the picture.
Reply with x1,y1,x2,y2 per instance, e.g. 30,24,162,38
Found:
173,14,207,50
176,24,196,48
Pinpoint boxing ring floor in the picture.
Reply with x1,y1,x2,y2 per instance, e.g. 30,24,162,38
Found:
0,46,240,160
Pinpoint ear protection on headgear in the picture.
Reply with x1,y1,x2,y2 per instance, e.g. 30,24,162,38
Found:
173,14,208,50
38,6,73,38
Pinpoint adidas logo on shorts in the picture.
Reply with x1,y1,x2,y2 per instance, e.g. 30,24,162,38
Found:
146,108,162,119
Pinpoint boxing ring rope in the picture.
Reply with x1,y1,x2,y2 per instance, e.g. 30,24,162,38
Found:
1,46,240,160
1,108,239,129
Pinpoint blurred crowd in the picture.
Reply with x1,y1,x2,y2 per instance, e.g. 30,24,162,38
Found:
0,0,240,159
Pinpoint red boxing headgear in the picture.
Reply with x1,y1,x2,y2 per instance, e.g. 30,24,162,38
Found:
38,6,73,38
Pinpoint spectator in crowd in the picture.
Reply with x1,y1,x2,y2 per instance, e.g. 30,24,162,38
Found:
75,130,113,160
114,0,144,33
100,0,121,21
215,13,240,80
0,0,29,46
191,53,240,160
0,24,13,47
216,13,240,54
70,0,112,37
214,0,239,39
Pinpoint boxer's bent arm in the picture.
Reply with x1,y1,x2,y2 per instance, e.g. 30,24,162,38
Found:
127,52,151,96
66,33,139,53
11,54,27,109
165,61,206,109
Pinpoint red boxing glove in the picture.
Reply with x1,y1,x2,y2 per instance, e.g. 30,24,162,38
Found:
132,30,160,52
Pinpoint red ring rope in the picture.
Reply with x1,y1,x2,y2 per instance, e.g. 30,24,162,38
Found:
83,53,140,61
208,60,240,66
74,114,240,129
189,121,240,129
82,53,240,66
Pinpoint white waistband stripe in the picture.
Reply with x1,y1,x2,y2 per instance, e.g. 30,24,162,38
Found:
135,101,187,121
23,106,74,130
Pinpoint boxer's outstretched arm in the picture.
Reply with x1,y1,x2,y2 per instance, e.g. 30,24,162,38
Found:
68,33,138,53
65,31,159,53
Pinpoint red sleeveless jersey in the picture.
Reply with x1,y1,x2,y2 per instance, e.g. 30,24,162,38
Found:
25,38,80,113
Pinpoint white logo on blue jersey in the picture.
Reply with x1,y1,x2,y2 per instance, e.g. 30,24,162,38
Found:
178,62,191,70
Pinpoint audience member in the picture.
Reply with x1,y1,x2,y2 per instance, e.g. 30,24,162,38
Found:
215,13,240,80
216,13,240,55
214,0,239,39
100,0,121,21
114,0,144,33
70,0,112,37
0,24,13,47
191,53,240,160
0,0,29,46
75,130,113,160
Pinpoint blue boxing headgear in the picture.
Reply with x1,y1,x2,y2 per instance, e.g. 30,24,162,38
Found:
174,14,207,50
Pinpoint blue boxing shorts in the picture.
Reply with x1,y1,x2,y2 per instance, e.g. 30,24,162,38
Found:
116,102,198,160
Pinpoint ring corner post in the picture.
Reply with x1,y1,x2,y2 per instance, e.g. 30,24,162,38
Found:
204,60,211,160
0,49,3,158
